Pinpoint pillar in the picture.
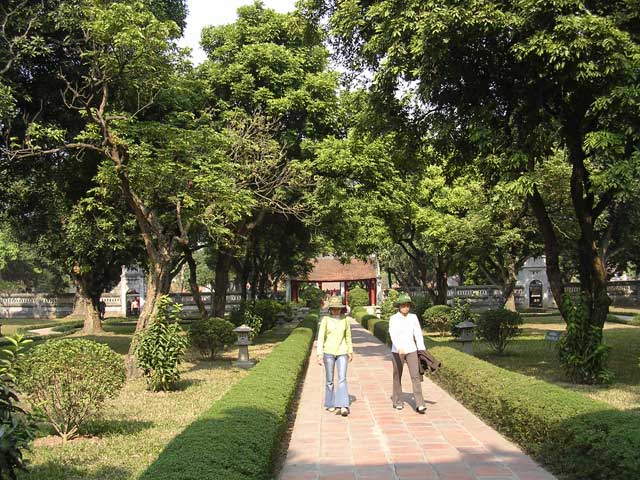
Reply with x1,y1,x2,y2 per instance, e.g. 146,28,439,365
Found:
285,277,291,302
369,279,376,305
119,266,128,317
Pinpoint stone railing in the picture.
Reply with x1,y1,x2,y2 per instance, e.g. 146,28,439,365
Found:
0,290,245,319
402,280,640,308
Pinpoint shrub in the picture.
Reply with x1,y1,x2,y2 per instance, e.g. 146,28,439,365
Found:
423,305,453,336
189,318,236,359
1,335,36,478
278,302,293,320
348,286,369,308
229,302,263,339
558,295,612,384
300,285,324,309
361,314,377,330
412,294,431,324
253,299,282,331
135,296,189,392
139,313,319,480
20,338,125,441
476,308,523,355
631,314,640,326
449,299,478,334
380,289,399,320
427,339,640,480
350,306,367,317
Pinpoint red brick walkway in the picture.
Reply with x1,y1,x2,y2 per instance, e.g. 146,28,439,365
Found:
279,319,557,480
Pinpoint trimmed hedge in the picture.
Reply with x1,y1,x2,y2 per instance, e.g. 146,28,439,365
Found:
139,313,318,480
353,313,640,479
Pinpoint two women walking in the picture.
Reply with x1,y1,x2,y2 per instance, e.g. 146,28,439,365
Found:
317,293,428,416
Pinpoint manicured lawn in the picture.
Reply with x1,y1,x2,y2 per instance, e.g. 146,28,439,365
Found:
0,317,81,336
17,322,299,480
428,316,640,412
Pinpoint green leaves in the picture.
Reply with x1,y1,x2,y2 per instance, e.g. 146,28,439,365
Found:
19,338,126,441
135,296,188,391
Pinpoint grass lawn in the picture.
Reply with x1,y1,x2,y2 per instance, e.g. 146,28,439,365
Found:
428,315,640,412
17,321,299,480
0,317,83,336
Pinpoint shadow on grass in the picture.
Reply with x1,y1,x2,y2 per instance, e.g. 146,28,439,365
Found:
172,377,205,391
79,335,133,355
18,463,131,480
81,418,154,438
139,406,284,480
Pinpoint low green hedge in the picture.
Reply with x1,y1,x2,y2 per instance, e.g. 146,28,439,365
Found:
139,313,318,480
354,313,640,479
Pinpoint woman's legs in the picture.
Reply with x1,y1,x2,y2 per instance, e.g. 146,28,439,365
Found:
404,351,425,409
323,353,336,408
391,353,404,406
334,354,349,408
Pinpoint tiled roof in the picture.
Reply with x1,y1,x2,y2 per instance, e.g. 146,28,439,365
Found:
293,256,377,282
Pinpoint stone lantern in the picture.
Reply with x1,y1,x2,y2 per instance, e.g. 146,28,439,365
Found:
233,324,255,369
455,320,476,355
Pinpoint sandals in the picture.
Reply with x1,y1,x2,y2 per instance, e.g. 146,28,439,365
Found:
326,407,336,412
416,405,427,414
394,404,404,410
340,407,349,417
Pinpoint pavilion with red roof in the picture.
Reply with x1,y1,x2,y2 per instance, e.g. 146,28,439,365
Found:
288,256,381,305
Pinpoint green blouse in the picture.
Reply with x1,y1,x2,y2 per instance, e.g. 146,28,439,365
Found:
316,315,353,356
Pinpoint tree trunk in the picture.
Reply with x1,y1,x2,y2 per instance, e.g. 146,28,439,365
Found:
185,250,207,319
136,260,173,332
566,126,611,328
529,186,566,313
213,249,232,317
434,256,448,305
68,289,86,318
71,274,105,335
82,295,104,335
502,258,519,312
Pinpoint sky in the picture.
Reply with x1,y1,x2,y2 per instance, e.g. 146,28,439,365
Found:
177,0,298,65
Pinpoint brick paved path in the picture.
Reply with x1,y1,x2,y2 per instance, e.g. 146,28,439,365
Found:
279,320,557,480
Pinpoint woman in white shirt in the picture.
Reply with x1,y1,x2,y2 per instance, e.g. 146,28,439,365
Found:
388,293,427,413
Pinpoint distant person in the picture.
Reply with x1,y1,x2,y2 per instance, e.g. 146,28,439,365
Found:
316,296,353,417
98,300,106,320
131,297,140,316
389,293,427,414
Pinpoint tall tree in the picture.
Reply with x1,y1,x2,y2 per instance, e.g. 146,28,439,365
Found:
308,0,640,382
197,1,339,314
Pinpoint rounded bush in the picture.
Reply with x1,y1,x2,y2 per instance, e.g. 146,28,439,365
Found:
476,309,523,354
380,290,399,320
350,306,367,316
631,314,640,327
348,287,369,308
300,285,324,309
253,299,282,331
423,305,453,336
189,317,236,359
20,339,125,441
230,303,263,340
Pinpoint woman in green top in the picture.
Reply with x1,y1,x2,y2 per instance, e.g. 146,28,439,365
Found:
316,296,353,416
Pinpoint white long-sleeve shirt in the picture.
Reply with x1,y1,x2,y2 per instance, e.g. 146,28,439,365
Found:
389,312,425,354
